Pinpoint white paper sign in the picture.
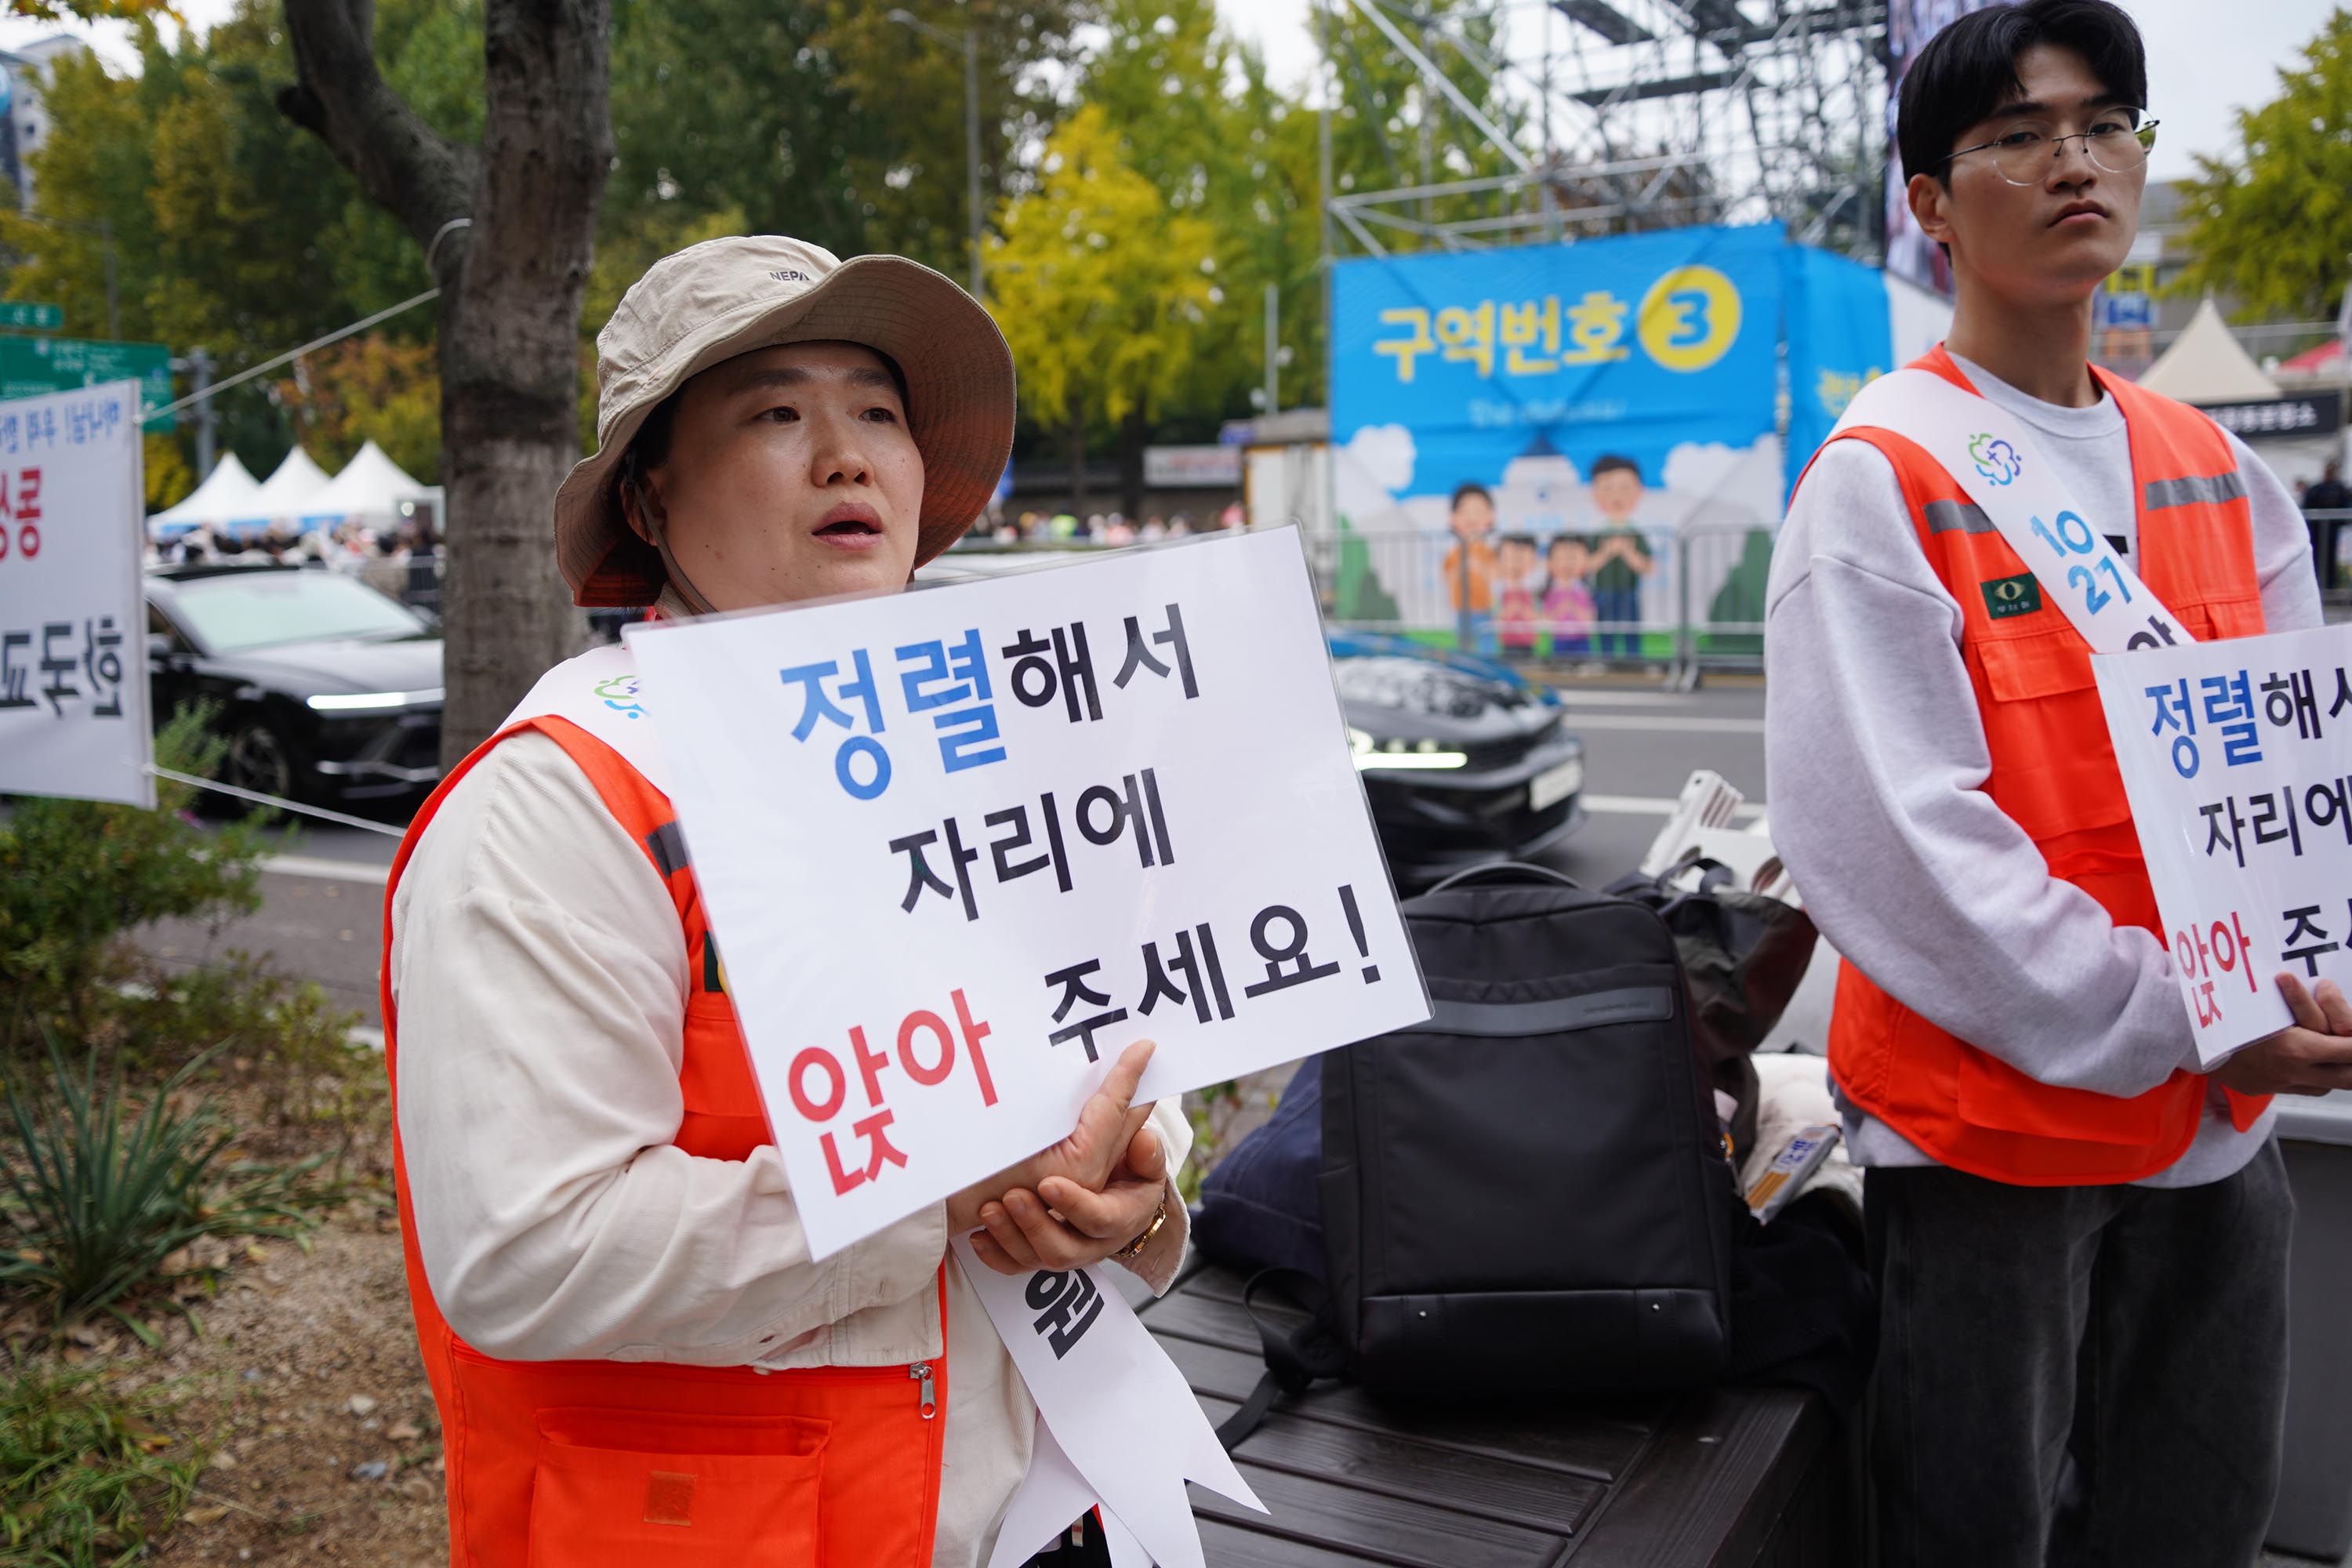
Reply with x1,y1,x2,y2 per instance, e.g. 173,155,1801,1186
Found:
0,382,152,807
625,527,1429,1258
2092,623,2352,1064
952,1239,1264,1568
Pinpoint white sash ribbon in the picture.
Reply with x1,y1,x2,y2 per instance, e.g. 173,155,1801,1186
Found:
1831,367,2196,655
501,644,1264,1567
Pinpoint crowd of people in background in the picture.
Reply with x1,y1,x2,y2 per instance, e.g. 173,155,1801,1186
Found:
147,515,446,615
982,499,1248,546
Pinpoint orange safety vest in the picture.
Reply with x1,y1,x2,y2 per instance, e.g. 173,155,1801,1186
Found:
1804,346,2273,1186
379,711,946,1566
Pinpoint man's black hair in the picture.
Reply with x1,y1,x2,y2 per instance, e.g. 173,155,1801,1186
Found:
1590,453,1642,482
1450,481,1493,510
1897,0,2147,187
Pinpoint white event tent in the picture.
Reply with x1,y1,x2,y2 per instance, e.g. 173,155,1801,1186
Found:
241,446,340,538
147,452,263,539
150,441,443,545
303,438,434,529
2137,296,2281,404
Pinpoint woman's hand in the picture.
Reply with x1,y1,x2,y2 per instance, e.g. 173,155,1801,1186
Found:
948,1040,1170,1272
967,1116,1170,1274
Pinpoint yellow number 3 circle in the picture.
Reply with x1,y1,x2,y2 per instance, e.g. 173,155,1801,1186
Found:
1637,265,1742,372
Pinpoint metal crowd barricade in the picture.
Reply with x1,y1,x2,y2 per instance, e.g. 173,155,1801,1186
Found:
1303,522,1777,688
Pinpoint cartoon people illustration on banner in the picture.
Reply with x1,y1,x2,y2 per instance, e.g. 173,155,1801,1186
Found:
1443,481,1497,655
1542,533,1596,659
1495,534,1541,660
1586,454,1656,659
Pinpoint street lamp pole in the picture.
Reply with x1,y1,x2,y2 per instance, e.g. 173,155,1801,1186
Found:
887,9,985,300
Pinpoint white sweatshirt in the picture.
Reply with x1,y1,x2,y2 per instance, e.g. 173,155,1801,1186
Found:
387,727,1193,1566
1764,353,2323,1188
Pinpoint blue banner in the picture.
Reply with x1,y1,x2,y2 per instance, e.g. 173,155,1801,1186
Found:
1327,224,1789,653
1782,245,1893,491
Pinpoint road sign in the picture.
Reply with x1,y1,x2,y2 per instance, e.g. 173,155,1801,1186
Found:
0,336,172,431
0,302,64,331
2095,290,2154,331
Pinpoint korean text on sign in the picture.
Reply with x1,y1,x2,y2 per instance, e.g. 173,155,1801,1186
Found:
0,382,152,808
2093,622,2352,1063
626,528,1431,1258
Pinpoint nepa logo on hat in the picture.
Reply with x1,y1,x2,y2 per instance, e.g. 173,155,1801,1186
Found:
769,269,811,283
1980,572,2042,619
1969,432,2023,487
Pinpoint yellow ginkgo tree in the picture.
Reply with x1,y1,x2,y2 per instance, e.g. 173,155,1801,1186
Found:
986,104,1218,516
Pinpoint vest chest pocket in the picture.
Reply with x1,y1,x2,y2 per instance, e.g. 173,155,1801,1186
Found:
1969,630,2136,842
527,1406,828,1567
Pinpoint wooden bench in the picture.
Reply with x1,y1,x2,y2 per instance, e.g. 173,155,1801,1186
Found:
1136,1264,1857,1567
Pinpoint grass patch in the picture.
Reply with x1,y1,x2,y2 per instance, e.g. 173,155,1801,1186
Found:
0,1356,208,1566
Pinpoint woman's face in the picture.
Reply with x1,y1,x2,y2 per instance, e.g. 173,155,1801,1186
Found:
629,340,925,610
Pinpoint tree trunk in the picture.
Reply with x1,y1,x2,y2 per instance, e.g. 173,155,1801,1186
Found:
1067,394,1087,517
280,0,611,766
1118,404,1147,522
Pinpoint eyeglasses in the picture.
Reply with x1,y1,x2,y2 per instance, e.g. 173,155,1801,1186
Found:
1940,107,2159,187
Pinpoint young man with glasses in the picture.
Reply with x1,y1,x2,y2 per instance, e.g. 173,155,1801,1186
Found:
1766,3,2352,1564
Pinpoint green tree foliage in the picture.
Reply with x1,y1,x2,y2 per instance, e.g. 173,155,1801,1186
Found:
987,104,1218,502
0,3,466,481
2175,10,2352,322
3,0,1544,501
604,0,1087,282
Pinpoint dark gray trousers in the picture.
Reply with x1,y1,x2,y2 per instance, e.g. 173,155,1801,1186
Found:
1867,1141,2292,1568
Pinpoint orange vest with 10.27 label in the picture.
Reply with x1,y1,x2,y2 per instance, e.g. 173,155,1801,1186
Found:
1803,347,2272,1186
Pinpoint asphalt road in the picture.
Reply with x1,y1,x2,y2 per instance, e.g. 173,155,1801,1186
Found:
132,674,1772,1033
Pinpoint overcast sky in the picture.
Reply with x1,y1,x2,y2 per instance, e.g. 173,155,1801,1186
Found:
1,0,2335,187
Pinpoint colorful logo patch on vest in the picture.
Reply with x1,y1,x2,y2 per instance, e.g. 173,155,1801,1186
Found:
593,673,645,720
1968,432,2023,486
1981,572,2042,619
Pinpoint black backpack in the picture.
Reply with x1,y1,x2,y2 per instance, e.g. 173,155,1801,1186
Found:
1220,862,1738,1444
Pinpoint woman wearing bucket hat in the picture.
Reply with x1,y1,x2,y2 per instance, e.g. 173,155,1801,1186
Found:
379,236,1190,1568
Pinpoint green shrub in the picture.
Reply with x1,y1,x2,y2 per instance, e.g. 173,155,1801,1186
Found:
107,953,367,1131
0,706,274,1055
0,1356,208,1566
0,1037,317,1340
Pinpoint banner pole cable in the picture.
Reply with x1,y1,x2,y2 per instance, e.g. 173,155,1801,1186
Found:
147,765,409,837
140,288,443,423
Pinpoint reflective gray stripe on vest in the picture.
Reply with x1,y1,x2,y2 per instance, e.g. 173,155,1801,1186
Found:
1425,985,1675,1038
1924,499,1995,536
2143,470,2247,511
645,820,688,878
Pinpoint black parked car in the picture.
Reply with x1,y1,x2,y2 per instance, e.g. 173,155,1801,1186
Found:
1327,628,1586,887
145,563,444,806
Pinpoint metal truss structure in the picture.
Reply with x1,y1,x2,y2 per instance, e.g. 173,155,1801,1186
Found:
1321,0,1889,263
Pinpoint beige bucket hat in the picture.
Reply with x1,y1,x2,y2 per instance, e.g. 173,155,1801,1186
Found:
555,234,1015,607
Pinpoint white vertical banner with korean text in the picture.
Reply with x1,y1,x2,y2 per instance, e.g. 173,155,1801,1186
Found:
625,527,1429,1258
0,382,151,807
2092,624,2352,1065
